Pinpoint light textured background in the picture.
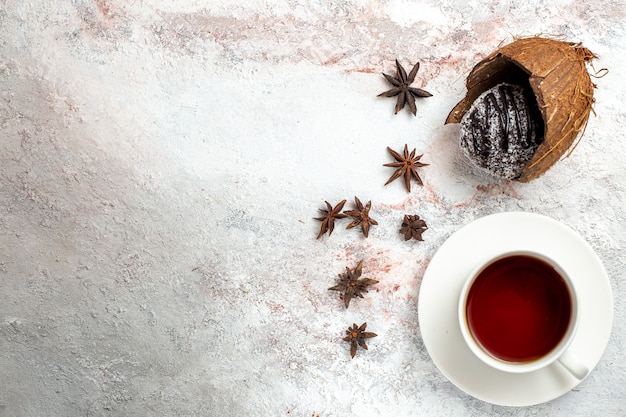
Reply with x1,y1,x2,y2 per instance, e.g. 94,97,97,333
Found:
1,1,624,416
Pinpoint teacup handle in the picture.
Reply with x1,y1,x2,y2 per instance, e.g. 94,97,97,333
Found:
557,349,589,380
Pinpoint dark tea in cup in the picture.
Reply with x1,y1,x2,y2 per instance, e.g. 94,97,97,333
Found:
464,254,572,363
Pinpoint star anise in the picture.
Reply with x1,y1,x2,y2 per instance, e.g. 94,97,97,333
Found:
343,322,377,359
314,199,347,239
384,144,429,192
400,214,428,241
378,60,432,115
328,260,379,308
344,196,378,238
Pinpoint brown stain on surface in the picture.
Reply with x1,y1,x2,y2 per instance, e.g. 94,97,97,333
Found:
349,67,377,73
94,0,110,17
147,8,443,66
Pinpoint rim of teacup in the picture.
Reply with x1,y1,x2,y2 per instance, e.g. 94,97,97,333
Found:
457,249,580,374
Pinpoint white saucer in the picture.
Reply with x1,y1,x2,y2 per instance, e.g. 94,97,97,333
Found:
418,212,613,406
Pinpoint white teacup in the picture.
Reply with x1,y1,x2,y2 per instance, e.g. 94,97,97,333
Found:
458,250,588,379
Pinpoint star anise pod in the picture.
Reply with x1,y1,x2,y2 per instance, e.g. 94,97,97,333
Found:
344,196,378,238
378,60,432,115
400,214,428,241
328,260,379,308
343,322,377,359
384,144,429,192
314,199,347,239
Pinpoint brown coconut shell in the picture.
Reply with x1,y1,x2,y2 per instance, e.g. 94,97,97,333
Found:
446,37,597,182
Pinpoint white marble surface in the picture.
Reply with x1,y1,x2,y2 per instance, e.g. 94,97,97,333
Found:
1,1,625,416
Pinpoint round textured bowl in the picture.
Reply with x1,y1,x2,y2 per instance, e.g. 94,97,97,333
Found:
446,37,597,182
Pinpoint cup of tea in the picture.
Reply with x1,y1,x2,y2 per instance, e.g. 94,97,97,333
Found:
458,250,588,379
